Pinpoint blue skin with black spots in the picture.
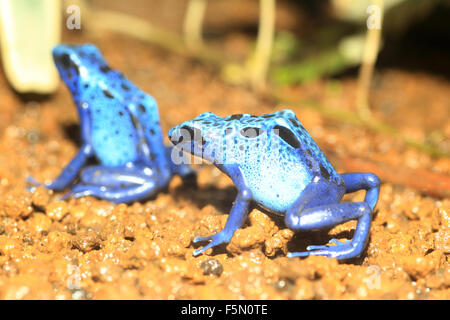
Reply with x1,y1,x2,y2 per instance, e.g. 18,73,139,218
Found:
169,110,380,259
28,43,195,203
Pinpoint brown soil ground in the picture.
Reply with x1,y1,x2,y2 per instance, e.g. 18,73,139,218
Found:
0,21,448,299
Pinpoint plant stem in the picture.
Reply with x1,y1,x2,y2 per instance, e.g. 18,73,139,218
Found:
248,0,276,91
183,0,208,52
356,0,384,119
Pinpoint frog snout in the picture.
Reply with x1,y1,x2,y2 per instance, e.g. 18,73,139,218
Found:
168,128,182,145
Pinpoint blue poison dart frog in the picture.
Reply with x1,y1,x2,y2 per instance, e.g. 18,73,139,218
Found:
28,44,195,203
168,110,380,259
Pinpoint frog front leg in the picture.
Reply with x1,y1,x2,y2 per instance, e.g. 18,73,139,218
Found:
28,105,94,191
192,165,252,256
165,146,197,186
60,163,164,204
286,173,380,260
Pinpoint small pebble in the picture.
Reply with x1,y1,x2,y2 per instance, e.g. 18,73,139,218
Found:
71,230,102,253
200,258,223,277
71,288,89,300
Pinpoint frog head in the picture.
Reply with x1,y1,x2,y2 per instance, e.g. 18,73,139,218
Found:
52,43,109,94
168,112,220,164
169,110,304,165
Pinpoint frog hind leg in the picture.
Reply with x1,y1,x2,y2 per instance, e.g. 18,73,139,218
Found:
60,163,163,204
126,92,172,183
286,173,380,260
78,164,157,187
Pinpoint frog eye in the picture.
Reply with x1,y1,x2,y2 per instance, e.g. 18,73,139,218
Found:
59,53,72,69
180,125,205,145
273,125,300,148
55,53,79,74
100,65,112,73
239,127,264,139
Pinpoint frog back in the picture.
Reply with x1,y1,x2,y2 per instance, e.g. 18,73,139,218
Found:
217,110,342,213
80,87,140,166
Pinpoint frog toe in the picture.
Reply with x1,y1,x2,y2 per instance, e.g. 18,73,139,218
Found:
286,251,313,258
193,235,214,244
192,242,216,256
306,244,331,251
287,249,332,258
328,238,350,245
289,241,359,259
59,185,93,201
26,176,47,193
27,175,44,187
192,232,231,256
306,238,350,251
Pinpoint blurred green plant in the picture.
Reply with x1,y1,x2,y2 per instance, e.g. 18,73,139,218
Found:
272,49,347,85
270,31,369,85
270,31,301,65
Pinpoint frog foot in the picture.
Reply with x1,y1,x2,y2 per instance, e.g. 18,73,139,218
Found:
287,238,357,259
59,187,90,201
26,175,45,192
192,232,231,256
